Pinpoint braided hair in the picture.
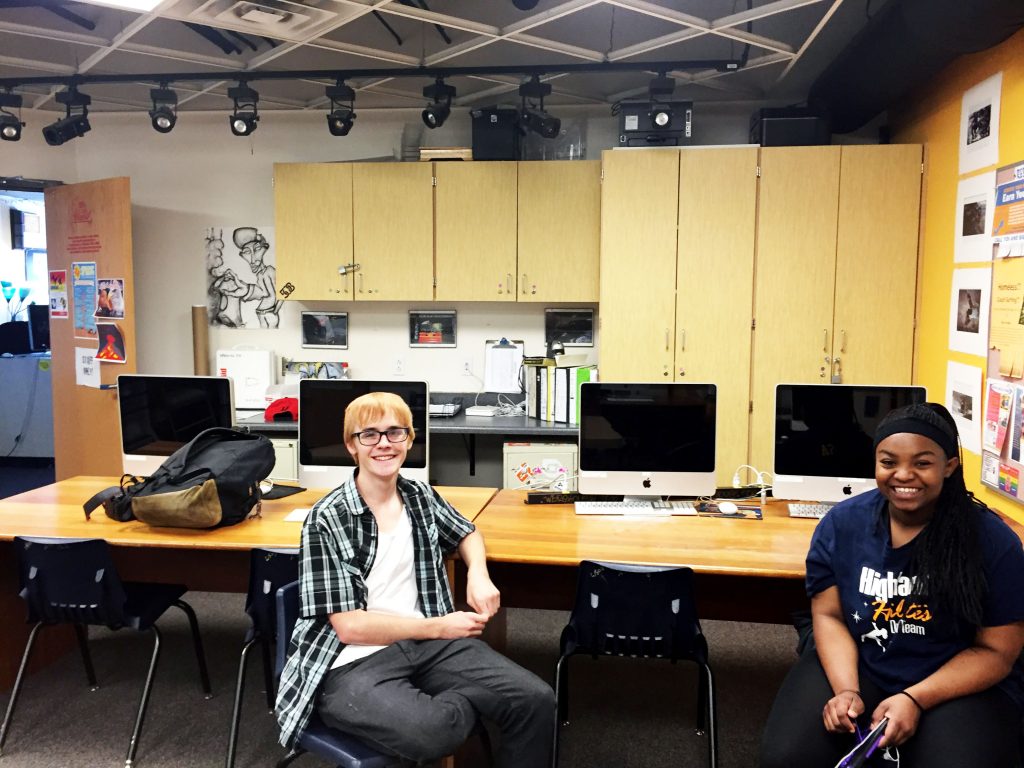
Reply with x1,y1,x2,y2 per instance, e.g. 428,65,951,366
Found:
874,402,986,627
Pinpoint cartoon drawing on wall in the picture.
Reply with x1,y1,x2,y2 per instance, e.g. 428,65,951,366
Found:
206,226,281,329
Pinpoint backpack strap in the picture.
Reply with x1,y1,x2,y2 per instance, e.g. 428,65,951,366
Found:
82,474,142,520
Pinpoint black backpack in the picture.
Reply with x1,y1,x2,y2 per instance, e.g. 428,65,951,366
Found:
84,427,276,529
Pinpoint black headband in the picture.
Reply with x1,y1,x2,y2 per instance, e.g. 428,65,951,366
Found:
873,416,958,458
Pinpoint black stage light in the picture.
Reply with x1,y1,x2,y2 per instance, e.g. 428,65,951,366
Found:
421,78,455,129
325,83,356,136
148,87,178,133
0,92,24,142
521,105,560,138
518,76,560,139
228,83,260,136
42,87,91,146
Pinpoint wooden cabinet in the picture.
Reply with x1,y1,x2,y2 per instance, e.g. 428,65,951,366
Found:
599,149,681,381
435,162,518,301
517,160,600,302
352,162,434,301
599,147,757,485
749,144,922,472
274,163,353,300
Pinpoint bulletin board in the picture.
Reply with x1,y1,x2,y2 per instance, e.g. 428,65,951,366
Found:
981,159,1024,502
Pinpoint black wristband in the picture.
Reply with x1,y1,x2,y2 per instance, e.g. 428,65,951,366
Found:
898,689,924,712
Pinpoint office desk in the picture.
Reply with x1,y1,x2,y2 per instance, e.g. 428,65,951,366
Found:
466,490,817,625
0,477,497,689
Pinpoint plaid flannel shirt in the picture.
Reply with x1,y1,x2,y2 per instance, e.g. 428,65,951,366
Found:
274,473,475,749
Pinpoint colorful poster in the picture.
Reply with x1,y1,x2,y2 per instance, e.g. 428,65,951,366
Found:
48,269,68,318
94,277,126,319
991,159,1024,257
95,322,127,364
72,261,97,340
999,463,1019,495
984,379,1013,453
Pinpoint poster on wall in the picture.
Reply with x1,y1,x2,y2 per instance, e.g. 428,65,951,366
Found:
958,72,1002,176
204,226,281,330
72,261,97,340
95,322,127,363
48,270,68,319
954,171,996,263
94,277,126,319
988,256,1024,377
991,159,1024,257
948,267,991,356
946,361,983,454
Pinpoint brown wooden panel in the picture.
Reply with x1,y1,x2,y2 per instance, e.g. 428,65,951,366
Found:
45,178,135,480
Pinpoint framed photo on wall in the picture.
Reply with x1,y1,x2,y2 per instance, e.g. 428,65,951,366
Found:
545,308,594,347
409,310,456,347
301,311,348,349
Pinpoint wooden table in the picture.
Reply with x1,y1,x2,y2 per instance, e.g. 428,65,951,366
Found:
0,476,497,689
468,490,819,625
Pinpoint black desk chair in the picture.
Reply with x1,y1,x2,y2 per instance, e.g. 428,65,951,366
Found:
553,560,718,768
274,580,400,768
225,547,300,768
0,536,212,767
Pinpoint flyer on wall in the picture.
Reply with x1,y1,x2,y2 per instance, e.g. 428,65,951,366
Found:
72,261,98,340
992,159,1024,257
48,270,68,319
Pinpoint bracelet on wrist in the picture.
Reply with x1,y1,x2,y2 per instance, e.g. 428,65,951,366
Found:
898,689,924,712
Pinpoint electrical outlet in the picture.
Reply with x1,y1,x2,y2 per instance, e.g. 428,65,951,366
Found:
462,359,473,376
394,357,405,376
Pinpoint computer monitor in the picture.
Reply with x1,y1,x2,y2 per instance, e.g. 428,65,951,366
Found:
577,382,717,499
773,383,927,503
298,379,429,488
118,374,235,476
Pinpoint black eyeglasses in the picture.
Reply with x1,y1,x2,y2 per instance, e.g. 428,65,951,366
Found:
352,427,411,446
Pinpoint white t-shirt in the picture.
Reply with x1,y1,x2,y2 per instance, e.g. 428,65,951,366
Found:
331,507,424,669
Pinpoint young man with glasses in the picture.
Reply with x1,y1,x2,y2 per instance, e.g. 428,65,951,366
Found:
276,392,554,767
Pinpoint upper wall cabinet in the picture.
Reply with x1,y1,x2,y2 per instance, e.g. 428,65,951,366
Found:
274,163,354,300
435,162,518,301
517,160,600,303
352,163,434,301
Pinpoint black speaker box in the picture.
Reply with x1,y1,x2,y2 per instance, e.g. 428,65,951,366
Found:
9,209,24,250
0,321,31,355
27,303,50,352
750,108,831,146
471,107,521,161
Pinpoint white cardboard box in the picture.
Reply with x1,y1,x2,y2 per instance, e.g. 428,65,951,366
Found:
503,441,578,492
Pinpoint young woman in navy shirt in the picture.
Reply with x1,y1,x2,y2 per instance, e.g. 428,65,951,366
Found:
760,402,1024,767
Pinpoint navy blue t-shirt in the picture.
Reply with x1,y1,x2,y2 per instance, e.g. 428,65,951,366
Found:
806,489,1024,710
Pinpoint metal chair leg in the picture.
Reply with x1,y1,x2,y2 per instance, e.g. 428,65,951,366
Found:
226,638,256,768
275,746,307,768
552,654,570,768
695,660,707,735
125,626,161,768
174,599,212,697
260,635,275,710
0,622,43,756
73,623,99,690
703,664,718,768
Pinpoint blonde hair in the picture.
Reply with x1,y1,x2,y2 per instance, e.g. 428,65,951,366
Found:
343,392,416,446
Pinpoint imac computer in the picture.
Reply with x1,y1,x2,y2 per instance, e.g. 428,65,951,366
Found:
118,374,235,476
298,379,430,488
773,383,927,503
578,382,717,499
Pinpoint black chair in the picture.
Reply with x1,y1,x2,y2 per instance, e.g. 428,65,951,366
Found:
0,536,212,767
274,580,400,768
225,547,300,768
552,560,718,768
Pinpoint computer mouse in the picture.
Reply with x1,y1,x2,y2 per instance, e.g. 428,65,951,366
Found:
717,501,739,514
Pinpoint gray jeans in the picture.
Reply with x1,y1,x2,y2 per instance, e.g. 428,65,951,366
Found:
317,638,554,767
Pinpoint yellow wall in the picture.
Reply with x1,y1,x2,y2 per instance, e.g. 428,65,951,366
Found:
892,28,1024,524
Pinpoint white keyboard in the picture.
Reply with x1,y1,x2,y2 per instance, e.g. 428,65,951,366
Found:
788,503,833,519
575,500,697,516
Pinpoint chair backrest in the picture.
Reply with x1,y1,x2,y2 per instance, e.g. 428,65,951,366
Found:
14,536,129,628
244,548,300,639
275,580,301,680
561,560,707,663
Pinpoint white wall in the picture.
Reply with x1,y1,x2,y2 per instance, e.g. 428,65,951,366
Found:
0,102,765,394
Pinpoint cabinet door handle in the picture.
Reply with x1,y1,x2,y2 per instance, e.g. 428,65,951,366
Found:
679,329,686,352
521,274,527,295
840,329,846,353
359,274,364,294
665,328,670,351
507,273,513,294
823,329,828,352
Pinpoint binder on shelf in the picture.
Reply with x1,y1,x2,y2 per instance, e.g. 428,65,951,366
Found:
568,366,597,425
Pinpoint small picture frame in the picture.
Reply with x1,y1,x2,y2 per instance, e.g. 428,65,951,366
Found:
409,310,457,347
545,308,594,347
301,311,348,349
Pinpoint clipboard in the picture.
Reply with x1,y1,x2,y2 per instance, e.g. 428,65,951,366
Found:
484,338,524,393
